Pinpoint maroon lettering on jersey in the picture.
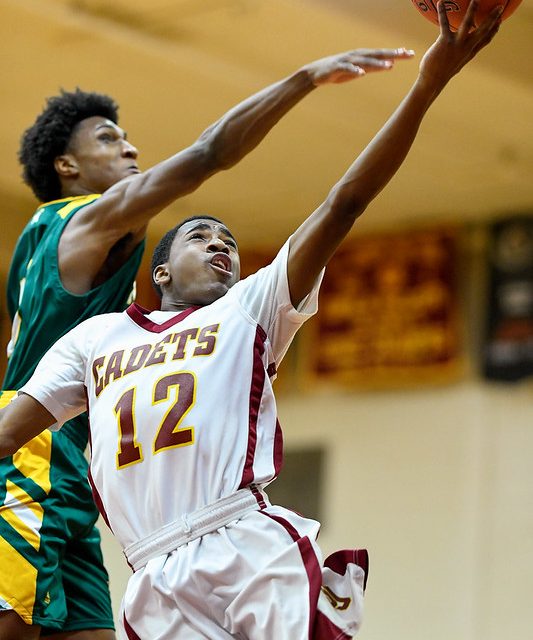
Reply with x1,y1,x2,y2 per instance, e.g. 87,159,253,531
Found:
123,344,152,375
104,350,125,388
92,356,106,397
171,328,199,360
193,324,219,356
145,334,173,367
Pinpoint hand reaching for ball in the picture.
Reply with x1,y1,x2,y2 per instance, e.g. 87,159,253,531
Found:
418,0,503,89
412,0,522,30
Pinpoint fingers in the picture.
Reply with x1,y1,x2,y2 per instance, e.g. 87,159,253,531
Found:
308,47,415,86
457,0,479,36
338,48,415,74
353,58,394,73
471,6,503,51
476,3,504,34
337,62,367,78
339,69,367,83
437,1,452,36
449,0,503,39
345,47,415,60
434,0,502,56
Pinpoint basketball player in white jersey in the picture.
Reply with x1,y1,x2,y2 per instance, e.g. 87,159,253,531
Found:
0,3,502,638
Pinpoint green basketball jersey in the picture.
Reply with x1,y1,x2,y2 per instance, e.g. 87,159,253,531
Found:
3,194,145,448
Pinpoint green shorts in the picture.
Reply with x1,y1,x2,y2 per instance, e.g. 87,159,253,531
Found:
0,393,114,633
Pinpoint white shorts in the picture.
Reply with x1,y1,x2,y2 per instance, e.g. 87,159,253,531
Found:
118,493,367,640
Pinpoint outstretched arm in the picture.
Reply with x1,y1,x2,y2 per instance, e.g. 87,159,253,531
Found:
60,49,412,294
286,0,503,307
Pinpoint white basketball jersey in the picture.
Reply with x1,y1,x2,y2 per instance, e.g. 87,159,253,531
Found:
22,239,322,552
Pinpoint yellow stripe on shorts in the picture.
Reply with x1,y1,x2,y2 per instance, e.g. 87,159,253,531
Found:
0,535,37,621
0,396,52,621
0,390,17,409
12,430,53,495
0,480,45,550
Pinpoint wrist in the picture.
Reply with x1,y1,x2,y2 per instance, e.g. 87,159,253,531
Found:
295,65,321,90
414,71,448,102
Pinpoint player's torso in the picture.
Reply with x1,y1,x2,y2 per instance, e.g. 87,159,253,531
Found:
86,298,280,549
4,195,142,391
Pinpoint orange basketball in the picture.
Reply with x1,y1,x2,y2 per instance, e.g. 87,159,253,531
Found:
410,0,522,30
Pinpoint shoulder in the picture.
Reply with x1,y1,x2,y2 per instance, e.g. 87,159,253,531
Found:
235,239,291,295
21,195,101,236
65,311,125,339
50,194,103,225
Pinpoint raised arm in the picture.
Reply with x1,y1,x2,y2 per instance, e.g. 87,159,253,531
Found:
58,50,414,293
286,0,503,307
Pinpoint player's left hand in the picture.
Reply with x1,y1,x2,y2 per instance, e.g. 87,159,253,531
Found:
419,0,503,89
303,49,415,86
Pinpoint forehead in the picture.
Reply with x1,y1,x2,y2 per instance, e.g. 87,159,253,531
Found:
177,219,236,241
70,117,123,143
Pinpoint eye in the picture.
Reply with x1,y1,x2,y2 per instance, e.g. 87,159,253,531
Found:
98,133,114,143
225,239,237,249
189,233,205,241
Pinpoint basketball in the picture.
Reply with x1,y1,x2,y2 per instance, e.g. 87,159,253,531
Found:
410,0,523,30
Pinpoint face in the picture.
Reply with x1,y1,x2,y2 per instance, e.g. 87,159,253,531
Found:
157,219,241,308
61,116,140,194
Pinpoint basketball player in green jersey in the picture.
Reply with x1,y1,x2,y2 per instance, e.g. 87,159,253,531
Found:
0,49,414,639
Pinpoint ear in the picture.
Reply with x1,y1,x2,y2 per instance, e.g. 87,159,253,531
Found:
54,154,79,178
153,264,171,288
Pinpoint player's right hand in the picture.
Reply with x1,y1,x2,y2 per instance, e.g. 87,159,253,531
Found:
303,49,415,86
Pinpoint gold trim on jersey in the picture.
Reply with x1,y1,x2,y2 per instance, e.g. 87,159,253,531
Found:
40,193,102,208
56,194,101,219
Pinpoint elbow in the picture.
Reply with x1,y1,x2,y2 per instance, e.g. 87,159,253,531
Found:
0,416,20,459
327,187,367,228
0,435,17,459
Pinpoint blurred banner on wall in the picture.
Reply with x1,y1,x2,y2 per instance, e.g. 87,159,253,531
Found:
309,227,462,388
483,215,533,382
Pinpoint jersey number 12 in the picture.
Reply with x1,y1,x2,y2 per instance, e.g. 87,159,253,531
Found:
113,371,196,469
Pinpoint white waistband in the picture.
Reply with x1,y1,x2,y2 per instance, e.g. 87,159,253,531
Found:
124,487,268,571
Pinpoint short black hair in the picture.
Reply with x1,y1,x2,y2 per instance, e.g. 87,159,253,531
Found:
19,89,119,203
150,215,226,298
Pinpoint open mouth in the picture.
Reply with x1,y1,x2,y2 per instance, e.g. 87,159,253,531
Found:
210,253,232,274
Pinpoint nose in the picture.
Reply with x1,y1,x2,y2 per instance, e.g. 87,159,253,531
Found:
207,236,229,254
121,140,138,159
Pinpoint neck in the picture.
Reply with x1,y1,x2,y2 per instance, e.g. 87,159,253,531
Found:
159,299,198,312
61,185,96,198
